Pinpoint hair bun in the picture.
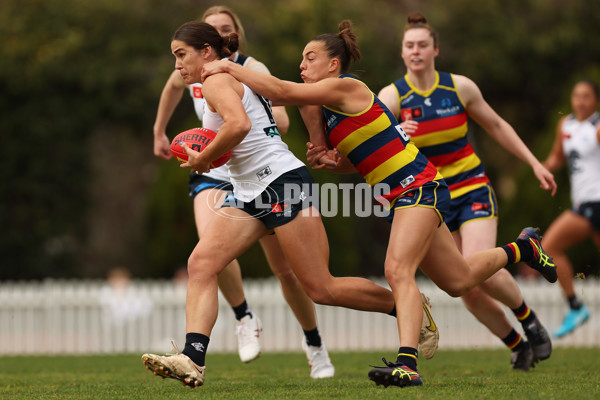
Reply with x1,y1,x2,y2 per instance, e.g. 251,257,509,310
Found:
407,12,427,24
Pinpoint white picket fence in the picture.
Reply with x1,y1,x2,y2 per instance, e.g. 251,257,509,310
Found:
0,277,598,355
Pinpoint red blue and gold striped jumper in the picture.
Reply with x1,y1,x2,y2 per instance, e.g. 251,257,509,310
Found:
392,71,490,199
322,74,443,207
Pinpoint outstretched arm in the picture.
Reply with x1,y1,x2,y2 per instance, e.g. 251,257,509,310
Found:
456,74,557,196
201,59,360,108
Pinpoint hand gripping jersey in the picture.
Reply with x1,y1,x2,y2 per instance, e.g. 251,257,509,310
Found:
188,53,253,182
321,74,443,208
561,111,600,207
392,71,490,199
202,83,304,202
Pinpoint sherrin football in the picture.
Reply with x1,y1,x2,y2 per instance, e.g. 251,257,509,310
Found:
170,127,232,168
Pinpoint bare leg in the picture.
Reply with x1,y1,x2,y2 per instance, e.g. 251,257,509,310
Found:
457,219,520,338
542,210,591,298
259,234,317,330
193,190,248,308
186,208,268,335
385,207,440,349
272,207,395,313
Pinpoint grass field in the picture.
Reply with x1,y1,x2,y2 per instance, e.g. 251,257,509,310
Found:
1,348,599,399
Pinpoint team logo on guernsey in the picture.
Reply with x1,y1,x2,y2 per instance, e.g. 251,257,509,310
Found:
192,86,203,98
400,106,423,121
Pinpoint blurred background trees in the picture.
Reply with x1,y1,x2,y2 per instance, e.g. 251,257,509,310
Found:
1,0,599,280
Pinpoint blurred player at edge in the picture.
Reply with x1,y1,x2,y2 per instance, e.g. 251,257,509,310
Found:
541,80,599,338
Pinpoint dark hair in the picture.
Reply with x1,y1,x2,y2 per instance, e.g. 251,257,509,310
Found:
576,79,600,100
403,12,438,47
173,21,239,59
312,20,361,74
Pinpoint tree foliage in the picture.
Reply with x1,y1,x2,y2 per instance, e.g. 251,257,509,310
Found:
1,0,599,279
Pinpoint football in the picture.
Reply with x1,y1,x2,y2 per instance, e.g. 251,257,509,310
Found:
170,127,232,168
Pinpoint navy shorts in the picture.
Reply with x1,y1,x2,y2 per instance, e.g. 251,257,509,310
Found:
573,201,600,232
385,180,450,224
445,184,498,233
221,166,316,229
188,173,233,199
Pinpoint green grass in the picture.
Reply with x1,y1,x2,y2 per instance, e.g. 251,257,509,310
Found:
1,348,599,399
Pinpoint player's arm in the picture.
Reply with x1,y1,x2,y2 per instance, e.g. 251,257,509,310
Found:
543,116,567,172
300,105,356,174
153,70,188,160
378,84,400,119
246,59,290,134
181,74,250,174
202,59,364,109
456,74,556,196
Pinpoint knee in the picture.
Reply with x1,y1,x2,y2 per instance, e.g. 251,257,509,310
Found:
461,286,485,304
301,280,335,306
384,258,415,288
273,267,299,288
441,282,470,298
187,251,216,281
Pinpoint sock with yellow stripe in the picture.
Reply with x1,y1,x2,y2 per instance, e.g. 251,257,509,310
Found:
511,302,536,327
501,238,534,266
502,329,528,353
396,347,418,370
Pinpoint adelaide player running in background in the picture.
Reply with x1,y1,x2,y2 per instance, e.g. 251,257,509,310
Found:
377,12,556,371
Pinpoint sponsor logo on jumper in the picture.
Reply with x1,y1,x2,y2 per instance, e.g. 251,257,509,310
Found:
193,86,203,98
401,106,423,121
401,94,414,105
435,105,460,116
424,98,432,107
441,97,452,108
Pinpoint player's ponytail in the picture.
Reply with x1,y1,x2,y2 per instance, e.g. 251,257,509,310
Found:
221,33,240,58
337,20,361,67
313,20,361,74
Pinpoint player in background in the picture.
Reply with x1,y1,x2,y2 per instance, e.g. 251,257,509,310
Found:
541,79,599,338
200,19,558,387
377,12,556,371
152,5,334,378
